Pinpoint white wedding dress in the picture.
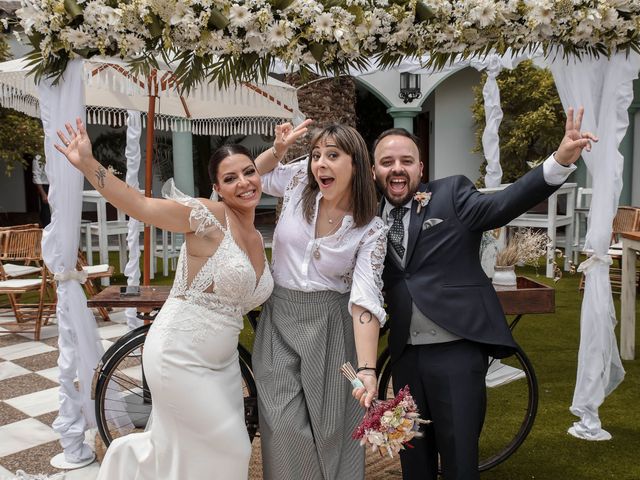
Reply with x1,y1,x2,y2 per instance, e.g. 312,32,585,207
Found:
97,186,273,480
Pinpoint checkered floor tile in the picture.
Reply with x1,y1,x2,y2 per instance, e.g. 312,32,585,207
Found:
0,310,128,479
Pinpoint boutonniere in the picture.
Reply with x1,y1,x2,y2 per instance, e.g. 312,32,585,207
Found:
413,191,432,214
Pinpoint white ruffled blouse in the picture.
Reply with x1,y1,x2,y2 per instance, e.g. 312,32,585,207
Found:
262,161,388,326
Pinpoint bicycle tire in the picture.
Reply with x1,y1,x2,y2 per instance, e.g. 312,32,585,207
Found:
94,325,260,447
238,343,259,441
94,324,150,446
376,345,538,472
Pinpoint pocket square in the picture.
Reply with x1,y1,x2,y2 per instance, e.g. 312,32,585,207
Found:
422,218,443,230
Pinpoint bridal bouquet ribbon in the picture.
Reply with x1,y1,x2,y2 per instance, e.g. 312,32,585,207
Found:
341,362,430,457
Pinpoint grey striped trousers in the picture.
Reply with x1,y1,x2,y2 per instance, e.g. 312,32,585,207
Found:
252,285,365,480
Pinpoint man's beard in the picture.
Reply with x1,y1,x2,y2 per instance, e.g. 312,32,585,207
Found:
375,174,419,207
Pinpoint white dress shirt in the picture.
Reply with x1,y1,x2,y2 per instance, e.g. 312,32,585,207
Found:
32,156,49,185
262,161,389,325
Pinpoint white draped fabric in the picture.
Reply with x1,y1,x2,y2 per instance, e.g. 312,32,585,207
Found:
38,60,104,462
550,51,640,440
124,111,142,330
474,55,504,188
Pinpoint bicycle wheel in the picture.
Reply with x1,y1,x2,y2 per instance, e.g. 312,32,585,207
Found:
93,324,151,447
479,346,538,471
376,345,538,472
94,325,260,446
238,344,259,441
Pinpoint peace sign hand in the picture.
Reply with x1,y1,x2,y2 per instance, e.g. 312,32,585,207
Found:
554,107,598,166
54,118,95,171
273,119,313,158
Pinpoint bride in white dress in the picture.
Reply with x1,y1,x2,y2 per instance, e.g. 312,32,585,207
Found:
54,119,307,479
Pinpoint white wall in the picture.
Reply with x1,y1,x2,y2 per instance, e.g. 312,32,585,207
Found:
0,161,26,213
431,67,484,182
1,35,31,214
633,110,640,206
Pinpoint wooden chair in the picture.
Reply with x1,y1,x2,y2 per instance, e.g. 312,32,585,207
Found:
77,250,114,321
608,207,640,293
0,224,42,279
0,228,56,340
579,206,640,294
0,224,43,316
609,207,640,253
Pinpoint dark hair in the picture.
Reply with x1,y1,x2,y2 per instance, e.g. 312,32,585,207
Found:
372,128,422,161
301,124,378,228
208,144,254,185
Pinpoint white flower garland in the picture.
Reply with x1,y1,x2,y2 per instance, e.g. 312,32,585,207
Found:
14,0,640,86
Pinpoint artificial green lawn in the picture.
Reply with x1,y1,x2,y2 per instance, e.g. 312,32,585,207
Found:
105,254,639,479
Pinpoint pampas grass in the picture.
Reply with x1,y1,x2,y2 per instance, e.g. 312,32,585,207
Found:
496,228,549,267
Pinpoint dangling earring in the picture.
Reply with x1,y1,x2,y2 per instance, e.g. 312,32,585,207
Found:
210,188,220,201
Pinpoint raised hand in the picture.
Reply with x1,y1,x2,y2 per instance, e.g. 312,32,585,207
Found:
273,118,313,157
54,118,95,171
554,107,598,166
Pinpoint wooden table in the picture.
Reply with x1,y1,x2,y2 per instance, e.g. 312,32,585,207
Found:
89,278,554,326
621,231,640,360
495,276,555,332
87,285,172,321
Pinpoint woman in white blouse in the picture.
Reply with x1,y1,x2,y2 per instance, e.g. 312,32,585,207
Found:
252,122,388,480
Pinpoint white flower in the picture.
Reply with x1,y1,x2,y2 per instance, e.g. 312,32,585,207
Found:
61,27,91,46
244,26,266,52
123,34,146,56
170,2,191,26
314,12,335,37
572,18,594,42
268,20,292,47
16,4,45,35
600,7,619,30
468,0,497,29
229,5,252,28
528,4,554,26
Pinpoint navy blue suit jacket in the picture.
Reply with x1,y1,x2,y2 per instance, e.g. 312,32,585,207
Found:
382,165,560,361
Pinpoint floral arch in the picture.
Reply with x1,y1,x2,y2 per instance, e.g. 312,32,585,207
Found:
12,0,640,87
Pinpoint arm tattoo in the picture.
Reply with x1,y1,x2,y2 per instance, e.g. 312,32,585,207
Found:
95,167,107,189
358,310,373,325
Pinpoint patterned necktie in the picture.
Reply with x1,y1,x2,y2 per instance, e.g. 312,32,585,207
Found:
388,207,408,259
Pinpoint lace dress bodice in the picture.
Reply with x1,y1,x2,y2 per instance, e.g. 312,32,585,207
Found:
152,181,273,343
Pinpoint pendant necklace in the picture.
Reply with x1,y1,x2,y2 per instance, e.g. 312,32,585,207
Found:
313,213,345,260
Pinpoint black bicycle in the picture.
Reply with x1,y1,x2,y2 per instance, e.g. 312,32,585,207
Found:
92,311,537,472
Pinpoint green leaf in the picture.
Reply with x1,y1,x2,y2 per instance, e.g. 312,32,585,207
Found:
148,14,164,38
27,31,42,50
415,2,435,22
269,0,296,11
308,43,326,63
63,0,83,19
207,7,230,30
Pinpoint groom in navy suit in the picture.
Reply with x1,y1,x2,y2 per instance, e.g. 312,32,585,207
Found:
370,108,595,480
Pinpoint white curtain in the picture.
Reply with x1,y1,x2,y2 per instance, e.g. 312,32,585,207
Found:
550,51,640,440
38,60,103,462
124,111,142,330
475,54,504,188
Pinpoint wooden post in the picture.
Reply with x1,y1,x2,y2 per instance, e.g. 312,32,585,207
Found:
143,86,157,286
